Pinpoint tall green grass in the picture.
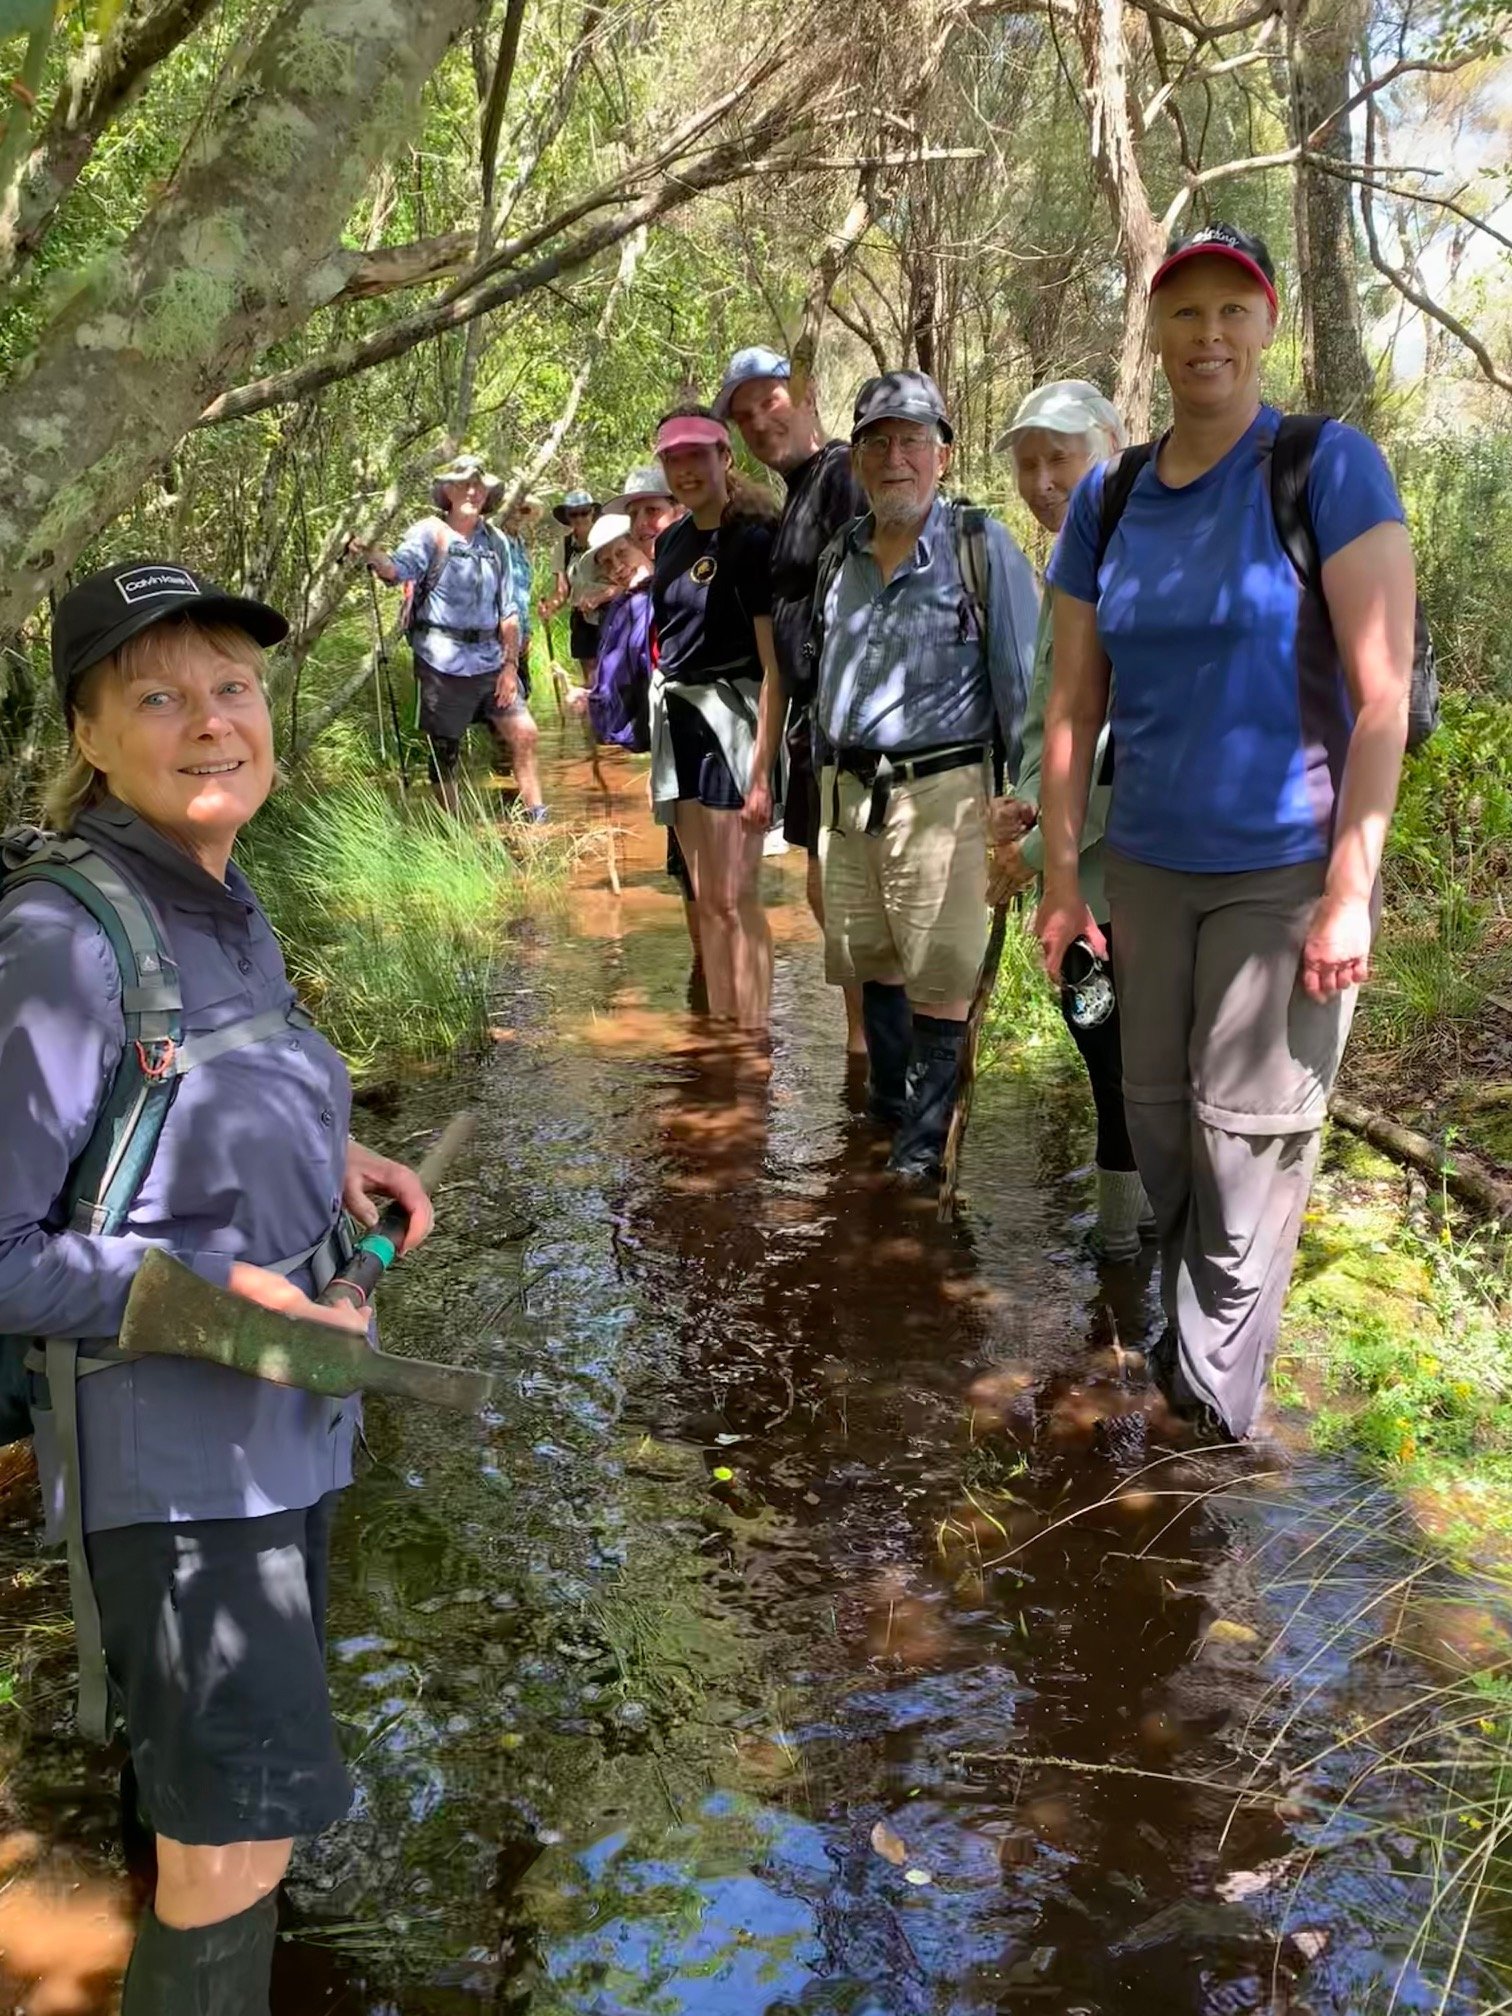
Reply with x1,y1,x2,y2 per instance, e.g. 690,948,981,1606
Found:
241,779,569,1078
978,904,1074,1073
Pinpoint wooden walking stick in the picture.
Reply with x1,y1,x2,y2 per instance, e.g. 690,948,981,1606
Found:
937,900,1010,1220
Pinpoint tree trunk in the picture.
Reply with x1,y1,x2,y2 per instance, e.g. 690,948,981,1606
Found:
1289,0,1373,422
0,0,482,633
1078,0,1163,435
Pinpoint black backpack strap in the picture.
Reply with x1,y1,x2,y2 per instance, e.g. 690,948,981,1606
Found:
1269,413,1328,593
1095,442,1157,572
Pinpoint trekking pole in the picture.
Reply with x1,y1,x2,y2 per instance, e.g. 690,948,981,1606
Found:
937,897,1009,1220
366,567,411,792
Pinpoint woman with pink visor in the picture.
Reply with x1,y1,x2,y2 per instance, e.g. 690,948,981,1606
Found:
648,406,783,1036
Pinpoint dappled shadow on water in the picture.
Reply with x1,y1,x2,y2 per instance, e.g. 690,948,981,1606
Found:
0,732,1506,2013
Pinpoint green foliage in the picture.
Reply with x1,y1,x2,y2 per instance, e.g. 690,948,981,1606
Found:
1397,435,1512,703
978,908,1073,1073
240,778,567,1078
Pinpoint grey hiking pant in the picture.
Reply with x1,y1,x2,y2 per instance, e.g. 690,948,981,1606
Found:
1104,852,1359,1439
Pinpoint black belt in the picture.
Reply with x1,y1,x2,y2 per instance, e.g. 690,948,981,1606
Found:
830,743,987,835
414,621,495,644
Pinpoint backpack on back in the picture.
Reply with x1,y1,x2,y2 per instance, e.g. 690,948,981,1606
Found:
1095,415,1438,752
806,498,993,689
0,831,186,1446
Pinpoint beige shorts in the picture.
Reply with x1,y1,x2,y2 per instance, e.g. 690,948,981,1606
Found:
817,760,991,1005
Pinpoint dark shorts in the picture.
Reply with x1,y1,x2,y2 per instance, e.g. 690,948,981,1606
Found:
666,692,744,811
86,1494,351,1847
782,709,821,852
569,610,599,665
413,659,524,741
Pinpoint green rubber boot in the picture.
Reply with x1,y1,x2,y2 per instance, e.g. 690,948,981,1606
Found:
121,1895,277,2016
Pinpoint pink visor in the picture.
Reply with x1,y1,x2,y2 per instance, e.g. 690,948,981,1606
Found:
1149,243,1277,315
654,414,730,456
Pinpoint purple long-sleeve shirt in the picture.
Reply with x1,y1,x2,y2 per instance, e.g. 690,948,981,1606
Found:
587,583,653,750
0,798,358,1535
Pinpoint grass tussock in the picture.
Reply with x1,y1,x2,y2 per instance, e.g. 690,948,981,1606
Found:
979,905,1075,1073
241,775,574,1079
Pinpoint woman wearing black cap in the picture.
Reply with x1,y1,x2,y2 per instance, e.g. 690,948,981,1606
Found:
1035,224,1417,1441
0,563,433,2012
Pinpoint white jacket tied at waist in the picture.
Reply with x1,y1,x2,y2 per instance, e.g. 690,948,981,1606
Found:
649,667,763,824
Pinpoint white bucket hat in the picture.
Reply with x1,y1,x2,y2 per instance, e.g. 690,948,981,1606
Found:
995,381,1127,455
600,463,674,514
586,512,635,555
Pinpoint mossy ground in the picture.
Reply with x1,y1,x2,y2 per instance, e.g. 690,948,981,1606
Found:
1278,1126,1512,1561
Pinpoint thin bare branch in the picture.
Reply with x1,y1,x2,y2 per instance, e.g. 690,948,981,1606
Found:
1161,145,1299,232
1307,51,1488,147
200,107,813,428
1359,78,1512,398
0,0,219,284
478,0,530,211
1123,0,1279,43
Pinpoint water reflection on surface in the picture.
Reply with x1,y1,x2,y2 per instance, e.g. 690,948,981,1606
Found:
0,738,1499,2014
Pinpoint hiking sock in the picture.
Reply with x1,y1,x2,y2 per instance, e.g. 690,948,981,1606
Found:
527,804,550,825
1088,1167,1150,1264
887,1014,967,1180
121,1894,278,2016
861,981,912,1125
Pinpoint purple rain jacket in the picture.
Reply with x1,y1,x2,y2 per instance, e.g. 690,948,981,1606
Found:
587,583,653,751
0,798,359,1537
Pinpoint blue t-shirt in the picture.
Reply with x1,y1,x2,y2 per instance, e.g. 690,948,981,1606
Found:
1047,407,1405,874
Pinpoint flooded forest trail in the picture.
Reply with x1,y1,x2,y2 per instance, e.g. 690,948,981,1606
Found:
0,734,1504,2014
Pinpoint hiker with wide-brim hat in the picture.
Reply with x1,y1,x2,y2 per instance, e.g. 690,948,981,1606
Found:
0,561,434,2013
351,453,547,821
1034,223,1417,1439
600,463,682,553
565,513,657,751
541,489,607,681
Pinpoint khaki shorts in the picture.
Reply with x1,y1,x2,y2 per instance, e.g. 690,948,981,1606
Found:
818,760,991,1005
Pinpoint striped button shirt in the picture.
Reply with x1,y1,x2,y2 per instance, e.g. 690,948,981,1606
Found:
814,495,1039,777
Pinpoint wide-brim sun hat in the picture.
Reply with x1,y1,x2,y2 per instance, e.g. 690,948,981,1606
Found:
600,463,674,514
712,346,792,422
653,414,730,457
995,380,1127,456
850,370,953,445
587,512,635,556
432,454,506,513
1149,222,1278,315
52,560,288,715
552,488,599,525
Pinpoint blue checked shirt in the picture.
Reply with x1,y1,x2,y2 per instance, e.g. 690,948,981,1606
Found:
814,496,1039,778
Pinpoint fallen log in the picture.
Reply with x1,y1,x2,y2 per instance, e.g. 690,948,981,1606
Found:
1327,1093,1512,1228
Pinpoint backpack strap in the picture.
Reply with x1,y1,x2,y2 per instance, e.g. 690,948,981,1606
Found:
1094,442,1157,573
1269,412,1328,593
7,845,182,1237
408,518,454,629
948,500,992,636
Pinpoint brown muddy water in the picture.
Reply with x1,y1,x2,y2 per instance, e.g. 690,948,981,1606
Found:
0,737,1506,2015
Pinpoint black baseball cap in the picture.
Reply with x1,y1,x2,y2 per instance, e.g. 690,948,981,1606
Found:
851,370,954,445
1150,222,1278,312
51,560,288,715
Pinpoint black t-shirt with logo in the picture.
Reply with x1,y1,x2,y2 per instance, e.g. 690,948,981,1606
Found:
652,514,773,686
770,440,866,700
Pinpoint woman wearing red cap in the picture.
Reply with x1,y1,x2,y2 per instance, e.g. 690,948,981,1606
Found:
648,406,782,1036
1034,223,1417,1442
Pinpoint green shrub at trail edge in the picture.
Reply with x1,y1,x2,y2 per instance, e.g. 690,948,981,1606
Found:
241,781,566,1079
